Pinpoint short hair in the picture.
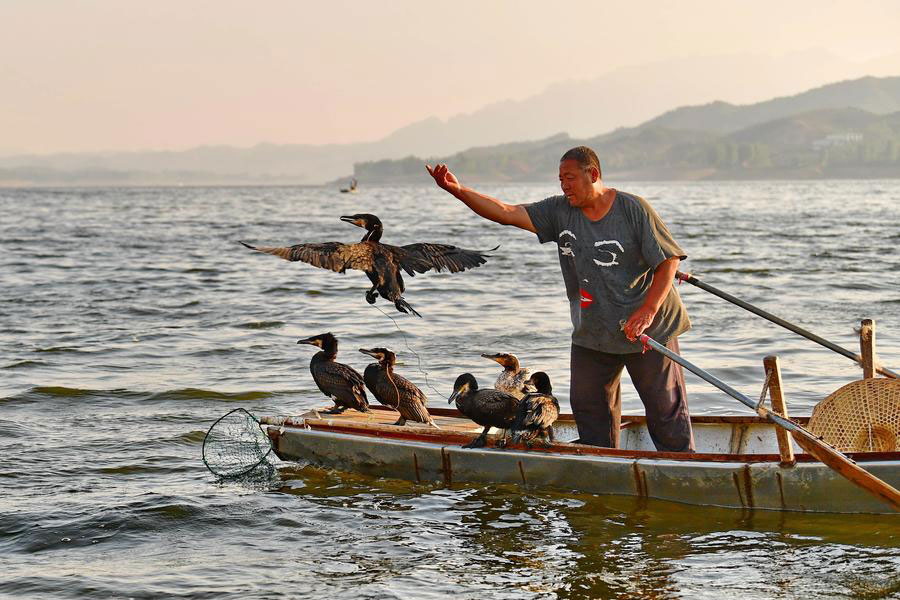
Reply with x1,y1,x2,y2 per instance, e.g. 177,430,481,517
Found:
560,146,601,178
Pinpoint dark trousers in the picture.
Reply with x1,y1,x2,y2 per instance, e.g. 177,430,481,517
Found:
570,337,695,452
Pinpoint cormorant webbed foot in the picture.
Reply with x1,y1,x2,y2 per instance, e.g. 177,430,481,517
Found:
462,436,485,449
462,428,490,449
394,298,422,318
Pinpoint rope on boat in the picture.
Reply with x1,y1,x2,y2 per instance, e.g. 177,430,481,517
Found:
756,369,772,416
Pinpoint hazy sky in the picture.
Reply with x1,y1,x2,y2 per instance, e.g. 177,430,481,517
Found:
2,0,899,155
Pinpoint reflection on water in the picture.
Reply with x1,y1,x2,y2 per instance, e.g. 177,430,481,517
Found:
266,465,900,599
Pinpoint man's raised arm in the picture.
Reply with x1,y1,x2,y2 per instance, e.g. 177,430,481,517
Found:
426,163,536,233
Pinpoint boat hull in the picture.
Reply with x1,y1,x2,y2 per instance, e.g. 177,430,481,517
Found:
263,408,900,514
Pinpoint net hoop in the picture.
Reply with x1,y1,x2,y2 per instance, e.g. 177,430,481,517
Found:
202,408,274,478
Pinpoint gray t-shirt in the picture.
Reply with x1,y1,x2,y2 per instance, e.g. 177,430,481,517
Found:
525,191,691,353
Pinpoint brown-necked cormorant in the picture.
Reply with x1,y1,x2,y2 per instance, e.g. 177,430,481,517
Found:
297,332,368,414
359,347,435,427
448,373,521,448
482,352,534,399
240,213,495,317
510,372,559,448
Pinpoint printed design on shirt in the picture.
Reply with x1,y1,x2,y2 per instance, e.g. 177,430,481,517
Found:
558,230,577,257
579,287,593,308
593,240,624,267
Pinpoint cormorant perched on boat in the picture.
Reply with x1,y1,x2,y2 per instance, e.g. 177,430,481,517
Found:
359,347,435,427
510,372,560,448
297,332,368,414
239,213,495,317
482,352,535,399
448,373,521,448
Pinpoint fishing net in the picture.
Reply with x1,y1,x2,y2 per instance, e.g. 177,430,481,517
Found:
202,408,274,477
808,378,900,452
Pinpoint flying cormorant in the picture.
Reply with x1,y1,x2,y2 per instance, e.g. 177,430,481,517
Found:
297,332,368,414
359,347,435,427
240,213,495,316
448,373,521,448
510,372,560,448
482,352,535,399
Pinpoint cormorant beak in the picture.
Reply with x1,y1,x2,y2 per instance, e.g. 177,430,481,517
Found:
359,348,377,358
481,353,503,364
340,215,362,227
297,337,317,346
448,384,466,405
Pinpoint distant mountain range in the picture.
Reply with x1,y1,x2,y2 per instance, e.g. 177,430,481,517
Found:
2,75,899,186
358,77,900,182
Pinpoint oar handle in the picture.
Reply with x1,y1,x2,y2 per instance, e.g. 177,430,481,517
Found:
675,271,898,379
639,333,900,511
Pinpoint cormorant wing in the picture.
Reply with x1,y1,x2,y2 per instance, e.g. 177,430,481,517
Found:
392,372,428,405
518,394,559,429
240,241,372,273
379,372,431,422
313,361,366,395
474,389,520,422
390,243,497,275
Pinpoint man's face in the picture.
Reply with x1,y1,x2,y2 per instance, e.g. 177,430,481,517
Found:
558,159,595,207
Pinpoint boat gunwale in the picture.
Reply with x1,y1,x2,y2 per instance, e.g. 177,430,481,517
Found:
264,406,900,465
423,405,811,425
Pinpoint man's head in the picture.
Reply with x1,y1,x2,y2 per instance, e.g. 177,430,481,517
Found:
559,146,602,207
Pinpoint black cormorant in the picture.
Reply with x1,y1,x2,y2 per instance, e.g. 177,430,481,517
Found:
359,347,434,427
448,373,521,448
481,352,534,399
297,332,368,414
240,213,495,316
510,372,559,448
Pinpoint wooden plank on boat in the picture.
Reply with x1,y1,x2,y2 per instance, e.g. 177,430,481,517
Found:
860,318,876,379
764,356,795,466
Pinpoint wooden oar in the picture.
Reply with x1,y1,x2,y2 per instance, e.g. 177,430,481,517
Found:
675,271,898,379
639,334,900,511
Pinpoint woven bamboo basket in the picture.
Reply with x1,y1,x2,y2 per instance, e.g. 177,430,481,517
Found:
808,378,900,452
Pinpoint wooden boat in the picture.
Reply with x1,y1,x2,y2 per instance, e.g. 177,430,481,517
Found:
260,404,900,514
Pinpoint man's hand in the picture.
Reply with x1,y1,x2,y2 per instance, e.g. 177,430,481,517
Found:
623,305,656,341
425,163,461,195
423,163,537,233
622,257,680,341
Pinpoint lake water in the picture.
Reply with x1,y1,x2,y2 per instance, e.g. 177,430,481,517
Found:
2,181,899,598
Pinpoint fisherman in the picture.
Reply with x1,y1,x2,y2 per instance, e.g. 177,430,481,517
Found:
426,146,694,452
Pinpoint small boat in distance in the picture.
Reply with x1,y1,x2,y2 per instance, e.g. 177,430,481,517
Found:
340,177,358,193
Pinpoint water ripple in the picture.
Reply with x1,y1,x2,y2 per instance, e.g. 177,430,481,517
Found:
1,183,899,599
